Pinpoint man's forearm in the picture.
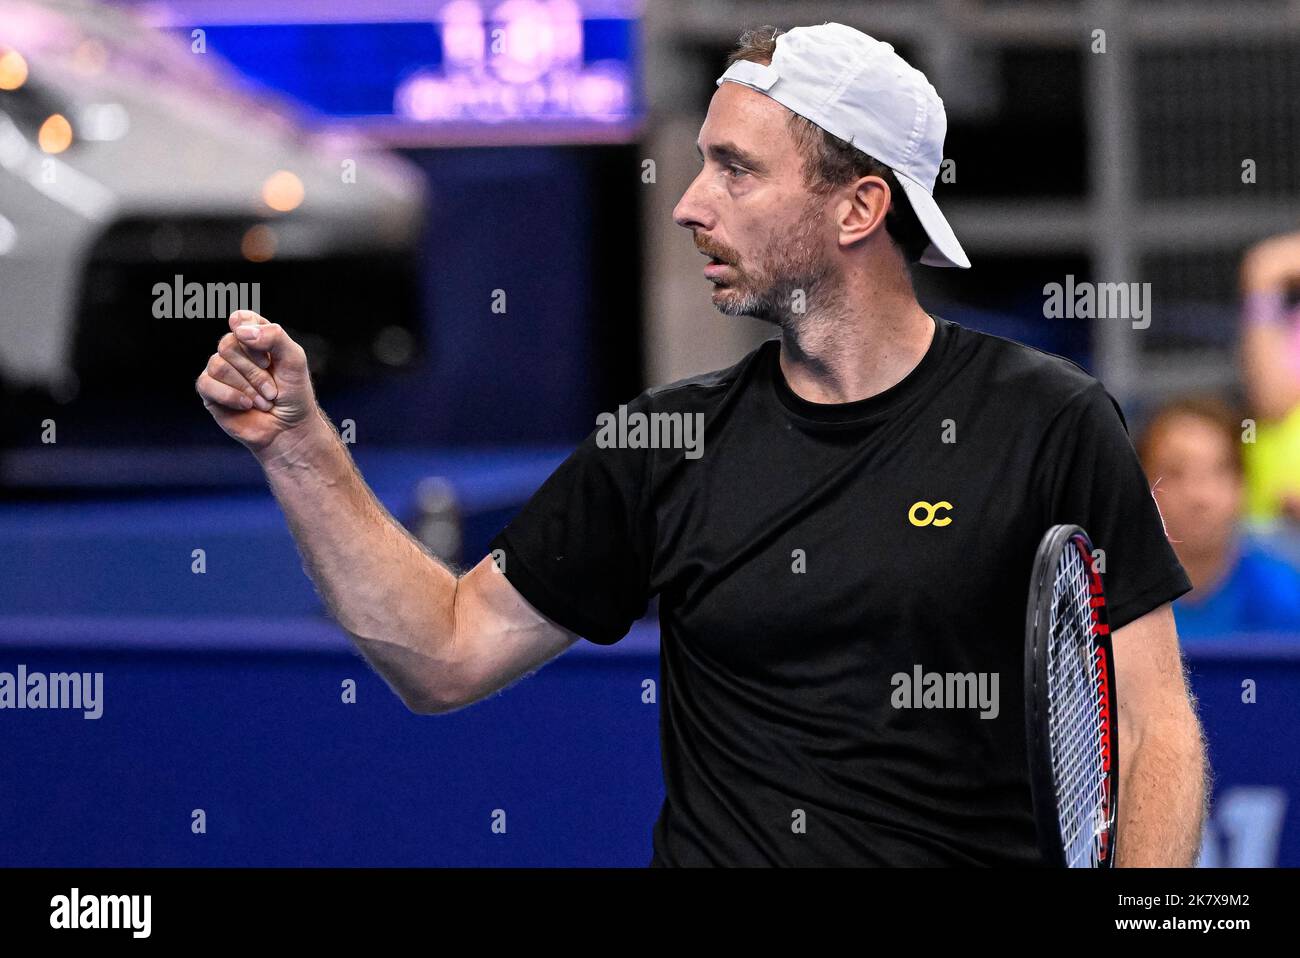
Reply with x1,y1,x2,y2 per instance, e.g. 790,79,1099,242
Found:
1115,707,1209,866
256,409,463,711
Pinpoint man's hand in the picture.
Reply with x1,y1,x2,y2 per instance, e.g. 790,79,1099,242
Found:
195,310,319,454
194,308,578,715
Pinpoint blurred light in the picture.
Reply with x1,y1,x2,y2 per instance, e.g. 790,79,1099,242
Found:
373,326,415,366
261,170,304,213
548,0,583,65
297,331,330,375
500,83,521,116
489,0,558,84
414,477,463,564
241,224,277,262
574,62,630,120
0,49,28,90
37,114,73,154
0,213,16,256
441,0,486,69
521,80,546,112
392,1,629,125
79,103,130,142
396,73,451,121
72,38,109,76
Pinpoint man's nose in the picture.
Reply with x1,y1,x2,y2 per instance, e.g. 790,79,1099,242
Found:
672,172,713,232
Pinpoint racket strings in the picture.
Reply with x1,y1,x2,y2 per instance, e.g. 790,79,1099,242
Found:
1045,540,1108,867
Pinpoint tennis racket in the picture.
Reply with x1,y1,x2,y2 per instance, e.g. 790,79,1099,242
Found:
1024,523,1119,868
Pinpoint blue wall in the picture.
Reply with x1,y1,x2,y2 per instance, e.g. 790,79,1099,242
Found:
3,451,1296,866
1,621,1294,866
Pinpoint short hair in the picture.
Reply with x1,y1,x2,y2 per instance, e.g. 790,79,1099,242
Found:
1135,394,1246,476
724,25,932,266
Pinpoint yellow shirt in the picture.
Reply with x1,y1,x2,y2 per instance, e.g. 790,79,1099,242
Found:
1245,403,1300,520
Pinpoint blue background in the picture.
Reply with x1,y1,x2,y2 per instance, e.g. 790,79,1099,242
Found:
2,464,1295,867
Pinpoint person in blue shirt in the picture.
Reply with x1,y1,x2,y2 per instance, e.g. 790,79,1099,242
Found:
1135,394,1300,640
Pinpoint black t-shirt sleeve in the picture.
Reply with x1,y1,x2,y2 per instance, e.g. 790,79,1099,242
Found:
1036,381,1193,631
486,404,654,646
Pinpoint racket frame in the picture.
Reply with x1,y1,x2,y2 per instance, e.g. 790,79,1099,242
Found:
1024,523,1119,868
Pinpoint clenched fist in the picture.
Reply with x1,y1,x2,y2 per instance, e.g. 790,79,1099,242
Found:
196,310,320,454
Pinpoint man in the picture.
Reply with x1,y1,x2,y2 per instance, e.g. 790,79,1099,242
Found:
1135,394,1300,639
196,23,1206,866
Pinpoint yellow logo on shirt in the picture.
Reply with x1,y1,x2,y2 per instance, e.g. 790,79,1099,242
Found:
909,501,954,527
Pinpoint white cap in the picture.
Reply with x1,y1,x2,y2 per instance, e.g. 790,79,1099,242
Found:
716,22,970,269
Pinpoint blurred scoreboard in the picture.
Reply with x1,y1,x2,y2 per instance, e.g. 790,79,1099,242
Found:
124,0,643,143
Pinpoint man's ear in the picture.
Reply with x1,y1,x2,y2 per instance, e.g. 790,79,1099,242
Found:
837,175,892,249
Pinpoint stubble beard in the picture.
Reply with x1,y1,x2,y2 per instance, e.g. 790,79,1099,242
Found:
709,197,838,329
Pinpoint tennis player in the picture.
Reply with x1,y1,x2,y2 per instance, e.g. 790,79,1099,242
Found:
196,22,1207,866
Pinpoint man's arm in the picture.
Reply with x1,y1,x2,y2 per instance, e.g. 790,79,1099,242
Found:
196,310,577,714
1109,602,1208,866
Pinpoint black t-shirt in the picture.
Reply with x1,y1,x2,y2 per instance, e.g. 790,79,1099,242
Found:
488,314,1192,866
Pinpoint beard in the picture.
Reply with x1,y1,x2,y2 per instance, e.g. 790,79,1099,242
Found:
704,196,837,327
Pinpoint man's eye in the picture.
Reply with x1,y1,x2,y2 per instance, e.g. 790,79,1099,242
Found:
726,164,748,178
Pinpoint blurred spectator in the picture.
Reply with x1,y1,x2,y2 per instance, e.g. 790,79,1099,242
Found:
1239,232,1300,527
1136,395,1300,640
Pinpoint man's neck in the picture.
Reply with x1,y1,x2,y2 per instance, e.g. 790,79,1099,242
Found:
777,287,936,405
